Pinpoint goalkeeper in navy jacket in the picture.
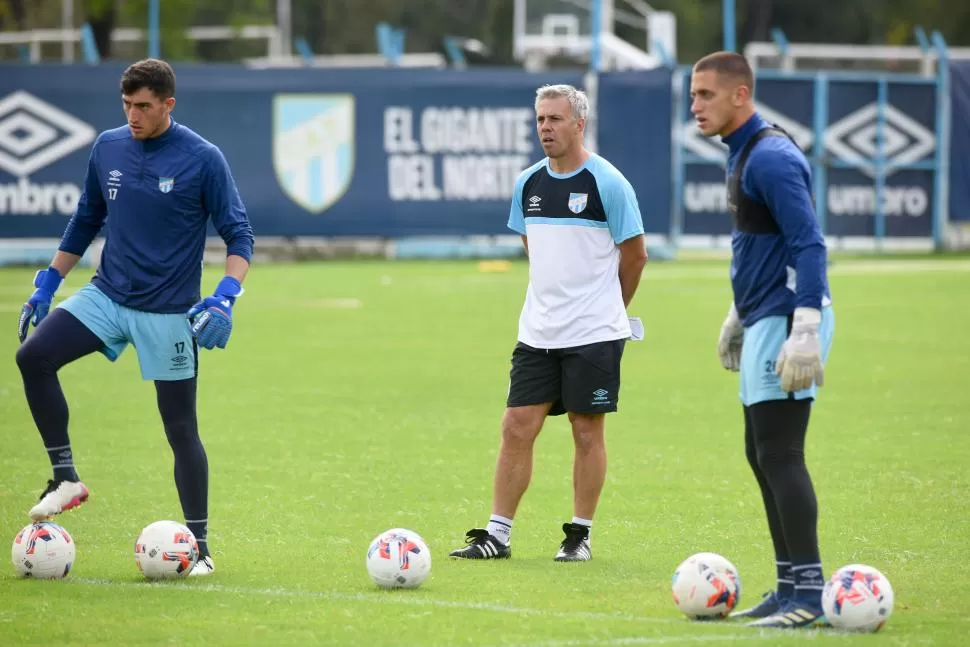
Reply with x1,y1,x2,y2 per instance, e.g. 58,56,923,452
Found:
689,52,834,629
15,58,254,577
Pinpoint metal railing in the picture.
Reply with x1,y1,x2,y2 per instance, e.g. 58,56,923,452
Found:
670,60,949,251
743,27,969,77
0,25,282,63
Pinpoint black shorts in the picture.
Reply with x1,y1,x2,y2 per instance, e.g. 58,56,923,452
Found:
506,339,626,416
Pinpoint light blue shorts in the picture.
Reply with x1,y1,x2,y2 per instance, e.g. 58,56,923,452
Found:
739,307,835,406
57,284,196,381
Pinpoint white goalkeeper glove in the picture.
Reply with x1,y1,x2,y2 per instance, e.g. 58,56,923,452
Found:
775,307,824,392
717,303,744,372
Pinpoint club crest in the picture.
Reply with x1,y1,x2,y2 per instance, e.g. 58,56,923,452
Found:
272,94,356,213
568,192,588,214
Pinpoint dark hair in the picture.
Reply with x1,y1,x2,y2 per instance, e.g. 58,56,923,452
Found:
120,58,176,99
693,51,754,92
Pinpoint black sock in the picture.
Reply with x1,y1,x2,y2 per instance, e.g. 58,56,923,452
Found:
185,520,209,558
776,560,794,601
46,444,79,482
748,399,822,600
792,561,825,605
156,377,209,557
16,309,104,482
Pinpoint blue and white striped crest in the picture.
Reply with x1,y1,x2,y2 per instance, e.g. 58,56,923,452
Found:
158,177,174,193
567,192,588,214
273,94,355,213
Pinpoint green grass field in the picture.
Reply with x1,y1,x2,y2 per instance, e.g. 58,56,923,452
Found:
1,256,968,645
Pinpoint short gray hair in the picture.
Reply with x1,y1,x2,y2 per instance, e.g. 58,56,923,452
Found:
535,84,588,121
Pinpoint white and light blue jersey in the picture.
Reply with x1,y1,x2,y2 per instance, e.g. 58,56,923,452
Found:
508,153,644,349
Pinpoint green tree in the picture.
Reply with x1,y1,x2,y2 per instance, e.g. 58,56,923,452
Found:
0,0,26,29
6,0,970,66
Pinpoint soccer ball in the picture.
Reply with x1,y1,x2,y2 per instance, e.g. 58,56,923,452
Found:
134,520,199,580
671,552,741,620
365,528,432,589
11,521,76,579
822,563,894,633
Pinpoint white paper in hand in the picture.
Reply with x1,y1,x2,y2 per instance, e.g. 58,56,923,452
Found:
628,316,645,342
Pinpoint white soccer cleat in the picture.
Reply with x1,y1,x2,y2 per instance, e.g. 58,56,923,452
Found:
29,479,90,521
189,555,215,577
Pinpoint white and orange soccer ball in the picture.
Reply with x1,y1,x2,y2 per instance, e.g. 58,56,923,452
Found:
365,528,432,589
11,521,76,579
134,520,199,580
822,564,895,632
671,552,741,620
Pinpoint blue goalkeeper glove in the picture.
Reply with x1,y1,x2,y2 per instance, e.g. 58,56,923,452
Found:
18,267,63,343
186,276,244,350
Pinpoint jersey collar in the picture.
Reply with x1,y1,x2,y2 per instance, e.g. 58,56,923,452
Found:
141,117,178,151
545,153,592,179
721,113,769,155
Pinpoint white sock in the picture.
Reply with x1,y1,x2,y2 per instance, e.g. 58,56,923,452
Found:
486,514,513,545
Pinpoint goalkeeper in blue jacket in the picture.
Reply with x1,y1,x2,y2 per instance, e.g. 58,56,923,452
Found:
689,51,835,628
15,58,254,577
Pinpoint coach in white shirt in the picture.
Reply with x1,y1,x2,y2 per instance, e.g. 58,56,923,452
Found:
449,83,648,563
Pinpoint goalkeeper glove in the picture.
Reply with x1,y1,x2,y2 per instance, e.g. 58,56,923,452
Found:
717,303,744,372
187,276,244,350
775,307,824,392
18,267,63,343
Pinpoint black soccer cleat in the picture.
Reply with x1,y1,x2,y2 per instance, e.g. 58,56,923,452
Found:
449,529,511,559
554,522,591,562
746,600,827,629
730,590,785,620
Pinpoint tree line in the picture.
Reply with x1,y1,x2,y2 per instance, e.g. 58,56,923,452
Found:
2,0,967,65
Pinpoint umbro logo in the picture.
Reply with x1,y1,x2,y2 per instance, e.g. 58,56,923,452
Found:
109,169,122,178
680,100,934,179
593,389,608,398
824,102,935,179
526,195,541,213
0,91,97,176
